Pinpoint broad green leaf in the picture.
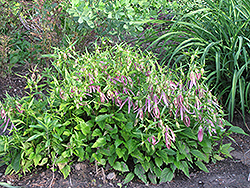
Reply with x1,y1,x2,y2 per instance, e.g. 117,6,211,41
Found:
148,171,157,184
160,168,174,183
214,154,224,161
195,161,209,173
191,150,207,161
113,113,127,122
131,150,144,162
220,143,234,158
155,157,163,168
113,161,122,171
156,150,169,163
80,121,91,135
134,164,147,184
92,138,106,148
33,154,42,166
163,148,176,155
123,172,134,184
125,139,137,154
116,148,126,158
26,133,44,142
11,152,21,172
142,161,150,172
228,126,248,136
95,114,113,122
180,161,189,177
60,165,70,179
120,162,129,172
92,129,102,137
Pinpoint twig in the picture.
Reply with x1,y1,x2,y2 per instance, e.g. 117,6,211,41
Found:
48,156,57,188
101,167,107,184
69,173,72,187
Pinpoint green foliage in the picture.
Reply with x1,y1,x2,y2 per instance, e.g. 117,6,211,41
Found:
0,44,246,185
140,0,250,122
66,0,170,40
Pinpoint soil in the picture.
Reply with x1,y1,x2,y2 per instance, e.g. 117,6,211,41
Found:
0,67,250,188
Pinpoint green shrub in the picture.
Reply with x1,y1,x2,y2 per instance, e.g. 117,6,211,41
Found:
66,0,171,41
140,0,250,122
0,44,245,184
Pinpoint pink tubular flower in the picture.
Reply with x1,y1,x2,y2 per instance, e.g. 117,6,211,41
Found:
165,132,171,149
198,126,203,142
135,108,144,120
196,73,201,80
121,76,127,85
184,115,190,127
100,92,108,103
16,103,24,114
161,92,169,107
189,71,196,89
148,136,159,146
1,109,6,119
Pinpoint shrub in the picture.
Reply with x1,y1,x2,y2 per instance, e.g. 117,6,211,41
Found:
0,44,245,184
66,0,171,41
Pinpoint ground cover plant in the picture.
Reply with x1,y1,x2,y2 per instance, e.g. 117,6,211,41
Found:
0,44,246,185
139,0,250,123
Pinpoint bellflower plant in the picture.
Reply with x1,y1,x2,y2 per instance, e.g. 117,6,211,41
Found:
0,44,246,185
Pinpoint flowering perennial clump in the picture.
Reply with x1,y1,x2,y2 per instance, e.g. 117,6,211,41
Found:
57,46,224,150
0,45,240,184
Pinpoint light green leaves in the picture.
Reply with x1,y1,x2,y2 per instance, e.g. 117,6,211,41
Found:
92,138,106,148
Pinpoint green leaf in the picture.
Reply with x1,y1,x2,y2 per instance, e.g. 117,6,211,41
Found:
156,150,169,163
148,171,157,184
60,165,71,179
195,161,209,173
214,154,224,161
142,160,150,172
134,164,147,184
191,150,206,161
39,158,48,166
95,114,113,122
113,161,122,171
123,172,134,184
180,161,189,177
220,143,234,158
33,154,42,166
80,121,91,135
155,157,163,168
92,138,106,148
228,126,248,136
11,152,21,172
26,133,44,142
116,148,126,158
125,139,137,154
153,165,162,177
160,168,174,183
92,129,102,137
120,162,129,172
113,113,127,122
163,148,176,155
131,150,144,162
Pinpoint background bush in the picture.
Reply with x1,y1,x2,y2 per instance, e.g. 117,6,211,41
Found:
139,0,250,122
